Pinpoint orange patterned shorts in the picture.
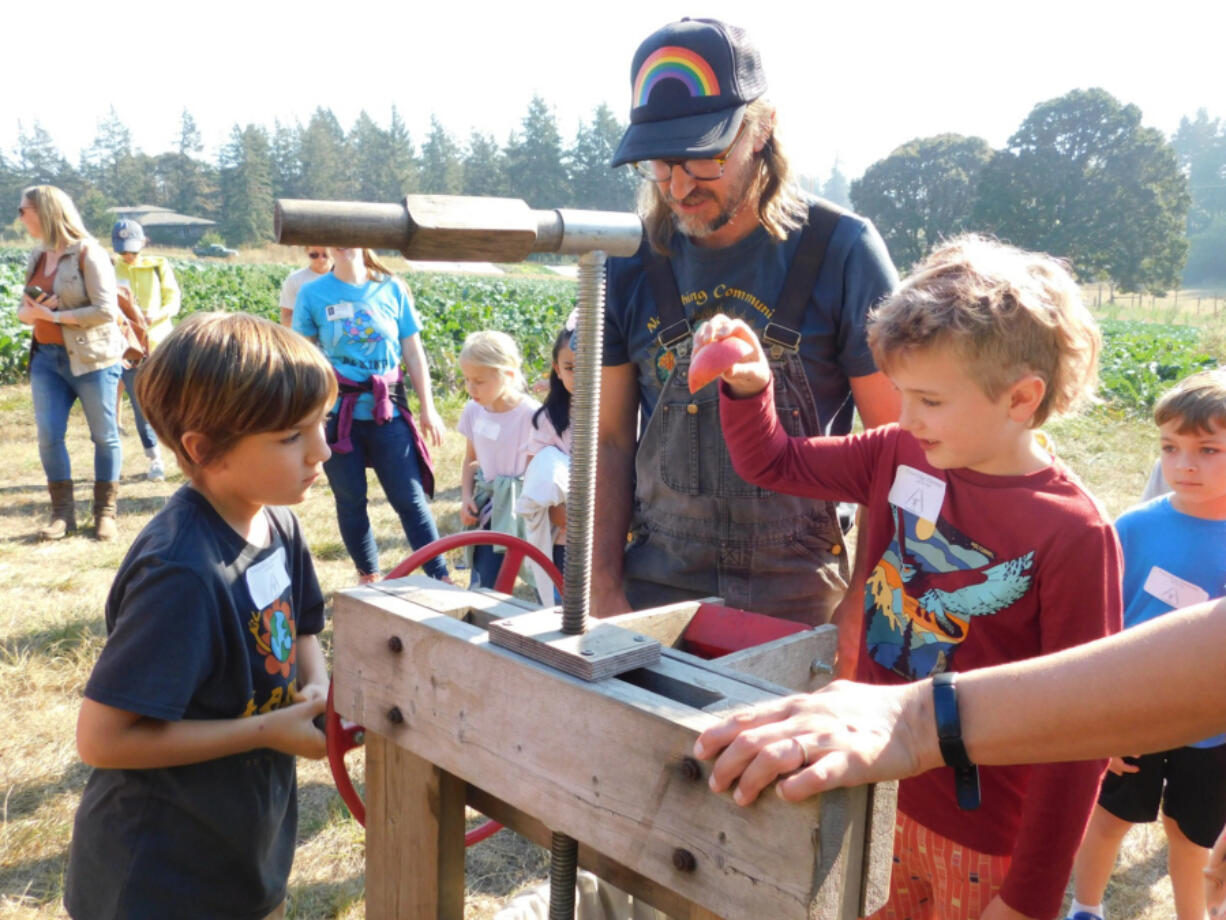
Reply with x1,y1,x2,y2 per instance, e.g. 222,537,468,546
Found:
865,812,1012,920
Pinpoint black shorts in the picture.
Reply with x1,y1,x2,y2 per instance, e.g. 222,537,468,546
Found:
1098,743,1226,848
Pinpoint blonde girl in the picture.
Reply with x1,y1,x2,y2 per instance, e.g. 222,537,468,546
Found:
457,330,540,589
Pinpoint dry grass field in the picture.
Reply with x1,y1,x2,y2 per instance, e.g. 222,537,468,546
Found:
0,380,1191,919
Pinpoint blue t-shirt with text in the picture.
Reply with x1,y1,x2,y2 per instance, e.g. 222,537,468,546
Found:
603,209,897,435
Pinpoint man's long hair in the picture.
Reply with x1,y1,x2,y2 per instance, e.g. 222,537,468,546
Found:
638,100,809,256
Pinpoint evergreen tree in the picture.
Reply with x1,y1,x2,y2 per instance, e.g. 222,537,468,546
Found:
218,124,274,245
160,109,216,216
567,103,635,211
350,110,418,202
419,116,464,195
82,107,150,205
504,95,569,207
270,120,303,200
821,161,851,209
387,106,419,196
9,121,82,210
462,131,508,197
299,108,354,200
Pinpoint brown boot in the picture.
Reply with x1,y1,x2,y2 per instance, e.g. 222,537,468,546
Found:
93,481,118,541
39,480,76,540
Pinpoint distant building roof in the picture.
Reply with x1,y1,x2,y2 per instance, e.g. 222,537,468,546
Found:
108,205,216,228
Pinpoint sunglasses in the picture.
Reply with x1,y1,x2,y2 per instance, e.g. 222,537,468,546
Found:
307,251,328,259
17,205,31,217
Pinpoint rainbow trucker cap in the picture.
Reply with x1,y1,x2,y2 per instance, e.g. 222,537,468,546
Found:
610,18,767,168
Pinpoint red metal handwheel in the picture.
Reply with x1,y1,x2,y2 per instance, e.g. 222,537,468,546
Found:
324,532,564,843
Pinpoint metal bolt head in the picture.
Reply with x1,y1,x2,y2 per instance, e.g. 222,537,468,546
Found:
672,848,697,872
679,757,702,781
388,635,404,653
580,649,595,657
632,634,646,642
810,659,834,676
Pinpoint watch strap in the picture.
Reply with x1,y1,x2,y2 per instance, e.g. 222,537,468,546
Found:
932,672,981,810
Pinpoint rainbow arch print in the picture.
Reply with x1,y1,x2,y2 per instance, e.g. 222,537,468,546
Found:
633,46,721,107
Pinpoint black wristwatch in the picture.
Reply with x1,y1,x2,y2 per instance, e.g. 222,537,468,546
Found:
932,672,981,810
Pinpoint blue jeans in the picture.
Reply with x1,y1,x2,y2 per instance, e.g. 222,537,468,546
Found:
471,539,504,590
29,345,122,482
121,364,158,451
324,416,447,579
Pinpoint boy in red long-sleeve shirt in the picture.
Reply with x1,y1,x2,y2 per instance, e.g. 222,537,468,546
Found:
699,235,1122,920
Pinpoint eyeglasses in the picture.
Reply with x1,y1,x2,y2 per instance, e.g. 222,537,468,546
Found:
631,122,749,182
307,251,327,259
17,205,31,217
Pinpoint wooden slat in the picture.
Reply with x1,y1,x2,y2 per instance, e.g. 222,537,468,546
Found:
488,609,662,680
716,625,839,693
365,734,466,920
333,587,871,920
595,600,705,647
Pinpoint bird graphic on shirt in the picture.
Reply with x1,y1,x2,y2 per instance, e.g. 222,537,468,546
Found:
916,551,1036,639
869,551,1035,643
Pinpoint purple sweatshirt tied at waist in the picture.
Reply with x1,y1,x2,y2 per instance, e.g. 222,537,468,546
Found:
331,368,435,498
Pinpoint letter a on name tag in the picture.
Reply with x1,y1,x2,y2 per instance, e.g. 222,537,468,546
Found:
1143,566,1209,609
888,465,946,525
247,547,291,610
326,301,355,322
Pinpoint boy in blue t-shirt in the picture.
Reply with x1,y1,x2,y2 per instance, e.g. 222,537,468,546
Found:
64,313,338,920
1068,369,1226,920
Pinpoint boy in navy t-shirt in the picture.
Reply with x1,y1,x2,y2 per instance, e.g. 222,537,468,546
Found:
1068,370,1226,920
64,313,337,920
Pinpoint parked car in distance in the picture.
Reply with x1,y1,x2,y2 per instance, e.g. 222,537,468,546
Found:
193,242,238,258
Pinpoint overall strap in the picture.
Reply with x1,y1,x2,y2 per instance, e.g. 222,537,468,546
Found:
643,239,692,350
762,198,847,350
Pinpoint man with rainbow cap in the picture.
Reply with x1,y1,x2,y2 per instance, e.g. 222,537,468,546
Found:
593,17,900,634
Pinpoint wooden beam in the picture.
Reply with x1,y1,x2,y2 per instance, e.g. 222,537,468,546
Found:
365,734,466,920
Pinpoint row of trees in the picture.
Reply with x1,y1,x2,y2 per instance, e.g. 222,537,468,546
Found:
849,89,1213,293
1,98,641,246
4,89,1217,289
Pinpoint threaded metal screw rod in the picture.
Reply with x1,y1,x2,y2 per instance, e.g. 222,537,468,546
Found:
561,250,606,637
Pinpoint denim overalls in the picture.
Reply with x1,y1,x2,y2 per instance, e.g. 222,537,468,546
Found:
621,204,851,626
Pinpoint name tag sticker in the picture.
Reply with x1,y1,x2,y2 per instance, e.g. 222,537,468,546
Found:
247,547,291,610
325,301,355,322
1143,566,1209,609
888,465,946,524
474,416,501,441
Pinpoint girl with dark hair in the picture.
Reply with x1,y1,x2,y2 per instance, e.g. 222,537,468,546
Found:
518,325,576,599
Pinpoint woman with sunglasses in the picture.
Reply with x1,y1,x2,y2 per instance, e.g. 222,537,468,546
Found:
279,246,331,327
16,185,124,540
292,246,451,584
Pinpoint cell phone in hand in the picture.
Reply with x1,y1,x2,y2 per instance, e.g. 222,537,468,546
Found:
23,285,46,301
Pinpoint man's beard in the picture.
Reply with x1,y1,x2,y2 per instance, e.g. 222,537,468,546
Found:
668,161,756,240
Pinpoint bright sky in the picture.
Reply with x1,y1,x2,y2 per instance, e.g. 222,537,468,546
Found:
4,0,1222,185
